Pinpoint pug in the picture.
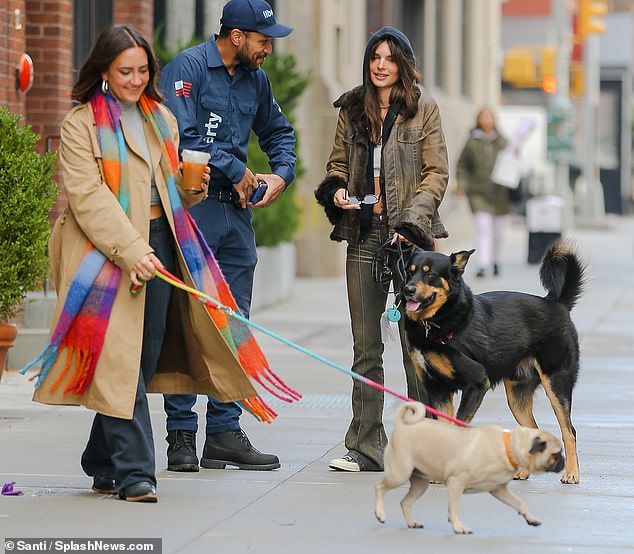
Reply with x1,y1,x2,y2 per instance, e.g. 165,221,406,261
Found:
375,402,565,534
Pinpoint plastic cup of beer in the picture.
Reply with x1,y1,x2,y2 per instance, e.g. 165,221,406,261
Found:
181,149,211,192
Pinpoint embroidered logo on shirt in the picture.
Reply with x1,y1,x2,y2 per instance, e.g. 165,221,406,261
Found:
204,111,222,144
174,80,192,98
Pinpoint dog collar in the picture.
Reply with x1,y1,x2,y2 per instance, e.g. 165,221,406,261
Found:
422,320,455,344
503,429,519,469
435,332,454,344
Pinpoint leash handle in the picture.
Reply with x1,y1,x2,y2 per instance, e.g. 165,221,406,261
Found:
130,279,146,296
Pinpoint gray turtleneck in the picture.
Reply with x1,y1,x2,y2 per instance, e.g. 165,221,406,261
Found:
118,100,161,206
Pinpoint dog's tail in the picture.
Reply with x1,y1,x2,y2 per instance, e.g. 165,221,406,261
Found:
396,401,427,425
539,241,586,311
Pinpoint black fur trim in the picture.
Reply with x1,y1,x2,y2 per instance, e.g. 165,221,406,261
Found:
314,174,348,225
394,222,434,250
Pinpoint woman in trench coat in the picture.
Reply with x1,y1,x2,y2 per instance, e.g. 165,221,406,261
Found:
30,25,258,502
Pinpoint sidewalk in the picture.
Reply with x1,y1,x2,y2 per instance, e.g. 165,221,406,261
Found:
1,210,634,553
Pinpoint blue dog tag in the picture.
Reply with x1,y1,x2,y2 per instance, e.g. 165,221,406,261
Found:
387,307,401,322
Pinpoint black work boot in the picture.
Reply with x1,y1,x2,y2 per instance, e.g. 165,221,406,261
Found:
92,475,116,494
201,429,280,470
166,430,199,472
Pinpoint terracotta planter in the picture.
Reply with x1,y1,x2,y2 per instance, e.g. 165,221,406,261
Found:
0,322,18,383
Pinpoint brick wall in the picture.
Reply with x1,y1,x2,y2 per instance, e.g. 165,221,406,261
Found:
114,0,154,41
0,0,27,115
2,1,155,226
24,0,73,222
24,1,73,149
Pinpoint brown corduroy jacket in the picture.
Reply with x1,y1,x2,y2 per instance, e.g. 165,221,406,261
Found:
315,85,449,249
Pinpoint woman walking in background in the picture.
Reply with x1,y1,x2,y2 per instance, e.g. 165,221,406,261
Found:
456,106,510,277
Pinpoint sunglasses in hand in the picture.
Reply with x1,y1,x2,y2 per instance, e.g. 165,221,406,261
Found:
347,193,381,206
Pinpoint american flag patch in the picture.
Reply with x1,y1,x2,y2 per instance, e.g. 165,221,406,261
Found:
174,80,192,98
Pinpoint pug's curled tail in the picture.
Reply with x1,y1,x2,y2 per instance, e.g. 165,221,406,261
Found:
397,401,427,425
539,241,586,311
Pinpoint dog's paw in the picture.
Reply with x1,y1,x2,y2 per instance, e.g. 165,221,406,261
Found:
375,510,386,524
452,523,473,534
526,517,542,527
513,468,530,480
407,521,424,529
560,472,579,484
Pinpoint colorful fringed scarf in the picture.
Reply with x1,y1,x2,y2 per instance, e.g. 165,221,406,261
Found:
21,89,299,422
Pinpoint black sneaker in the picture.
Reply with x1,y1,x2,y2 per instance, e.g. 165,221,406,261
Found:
166,429,199,472
119,481,158,503
92,475,116,494
201,429,280,470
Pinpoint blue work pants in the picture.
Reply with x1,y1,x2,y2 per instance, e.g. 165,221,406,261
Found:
164,198,257,433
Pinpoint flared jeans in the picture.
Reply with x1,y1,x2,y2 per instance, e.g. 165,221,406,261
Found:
344,216,428,469
80,216,175,492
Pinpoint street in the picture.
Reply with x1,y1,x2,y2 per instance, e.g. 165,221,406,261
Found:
1,208,634,554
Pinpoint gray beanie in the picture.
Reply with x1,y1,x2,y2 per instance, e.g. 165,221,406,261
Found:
362,26,415,89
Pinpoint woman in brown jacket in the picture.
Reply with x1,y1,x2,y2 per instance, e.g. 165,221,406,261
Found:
315,27,449,472
26,25,259,502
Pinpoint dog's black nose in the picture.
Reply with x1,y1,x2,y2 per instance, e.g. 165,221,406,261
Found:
550,452,565,473
403,284,416,298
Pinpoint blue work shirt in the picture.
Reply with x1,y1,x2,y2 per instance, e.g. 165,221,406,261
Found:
159,35,296,189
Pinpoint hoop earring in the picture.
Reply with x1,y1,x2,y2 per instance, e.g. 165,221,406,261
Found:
101,79,109,94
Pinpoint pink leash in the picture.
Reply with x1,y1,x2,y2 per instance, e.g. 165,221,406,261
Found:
136,267,468,427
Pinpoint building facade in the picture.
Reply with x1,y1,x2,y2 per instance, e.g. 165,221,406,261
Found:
501,0,633,215
0,0,154,223
1,0,504,277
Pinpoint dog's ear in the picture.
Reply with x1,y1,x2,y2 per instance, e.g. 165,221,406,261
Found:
406,245,424,266
449,249,475,277
529,437,548,455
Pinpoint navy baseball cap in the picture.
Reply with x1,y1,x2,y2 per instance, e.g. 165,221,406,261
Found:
220,0,293,38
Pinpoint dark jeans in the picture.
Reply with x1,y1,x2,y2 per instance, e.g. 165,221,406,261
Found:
80,216,175,491
164,199,257,434
344,216,428,469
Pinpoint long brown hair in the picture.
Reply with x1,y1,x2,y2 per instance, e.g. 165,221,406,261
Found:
364,37,421,145
72,24,162,103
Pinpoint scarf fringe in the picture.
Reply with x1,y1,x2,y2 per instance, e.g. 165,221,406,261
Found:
239,397,278,423
19,343,57,387
51,346,98,396
232,335,301,403
258,367,302,401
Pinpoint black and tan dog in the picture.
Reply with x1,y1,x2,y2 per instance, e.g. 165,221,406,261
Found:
401,242,585,484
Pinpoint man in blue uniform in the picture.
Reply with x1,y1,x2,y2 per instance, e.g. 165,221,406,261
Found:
159,0,296,472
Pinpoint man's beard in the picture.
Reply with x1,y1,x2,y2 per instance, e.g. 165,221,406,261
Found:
237,46,263,71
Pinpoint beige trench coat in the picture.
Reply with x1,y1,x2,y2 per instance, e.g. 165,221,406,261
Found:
33,102,257,419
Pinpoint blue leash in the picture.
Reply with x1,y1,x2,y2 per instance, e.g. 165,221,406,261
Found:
152,267,467,426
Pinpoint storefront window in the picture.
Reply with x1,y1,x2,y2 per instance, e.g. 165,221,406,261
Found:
73,0,113,77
